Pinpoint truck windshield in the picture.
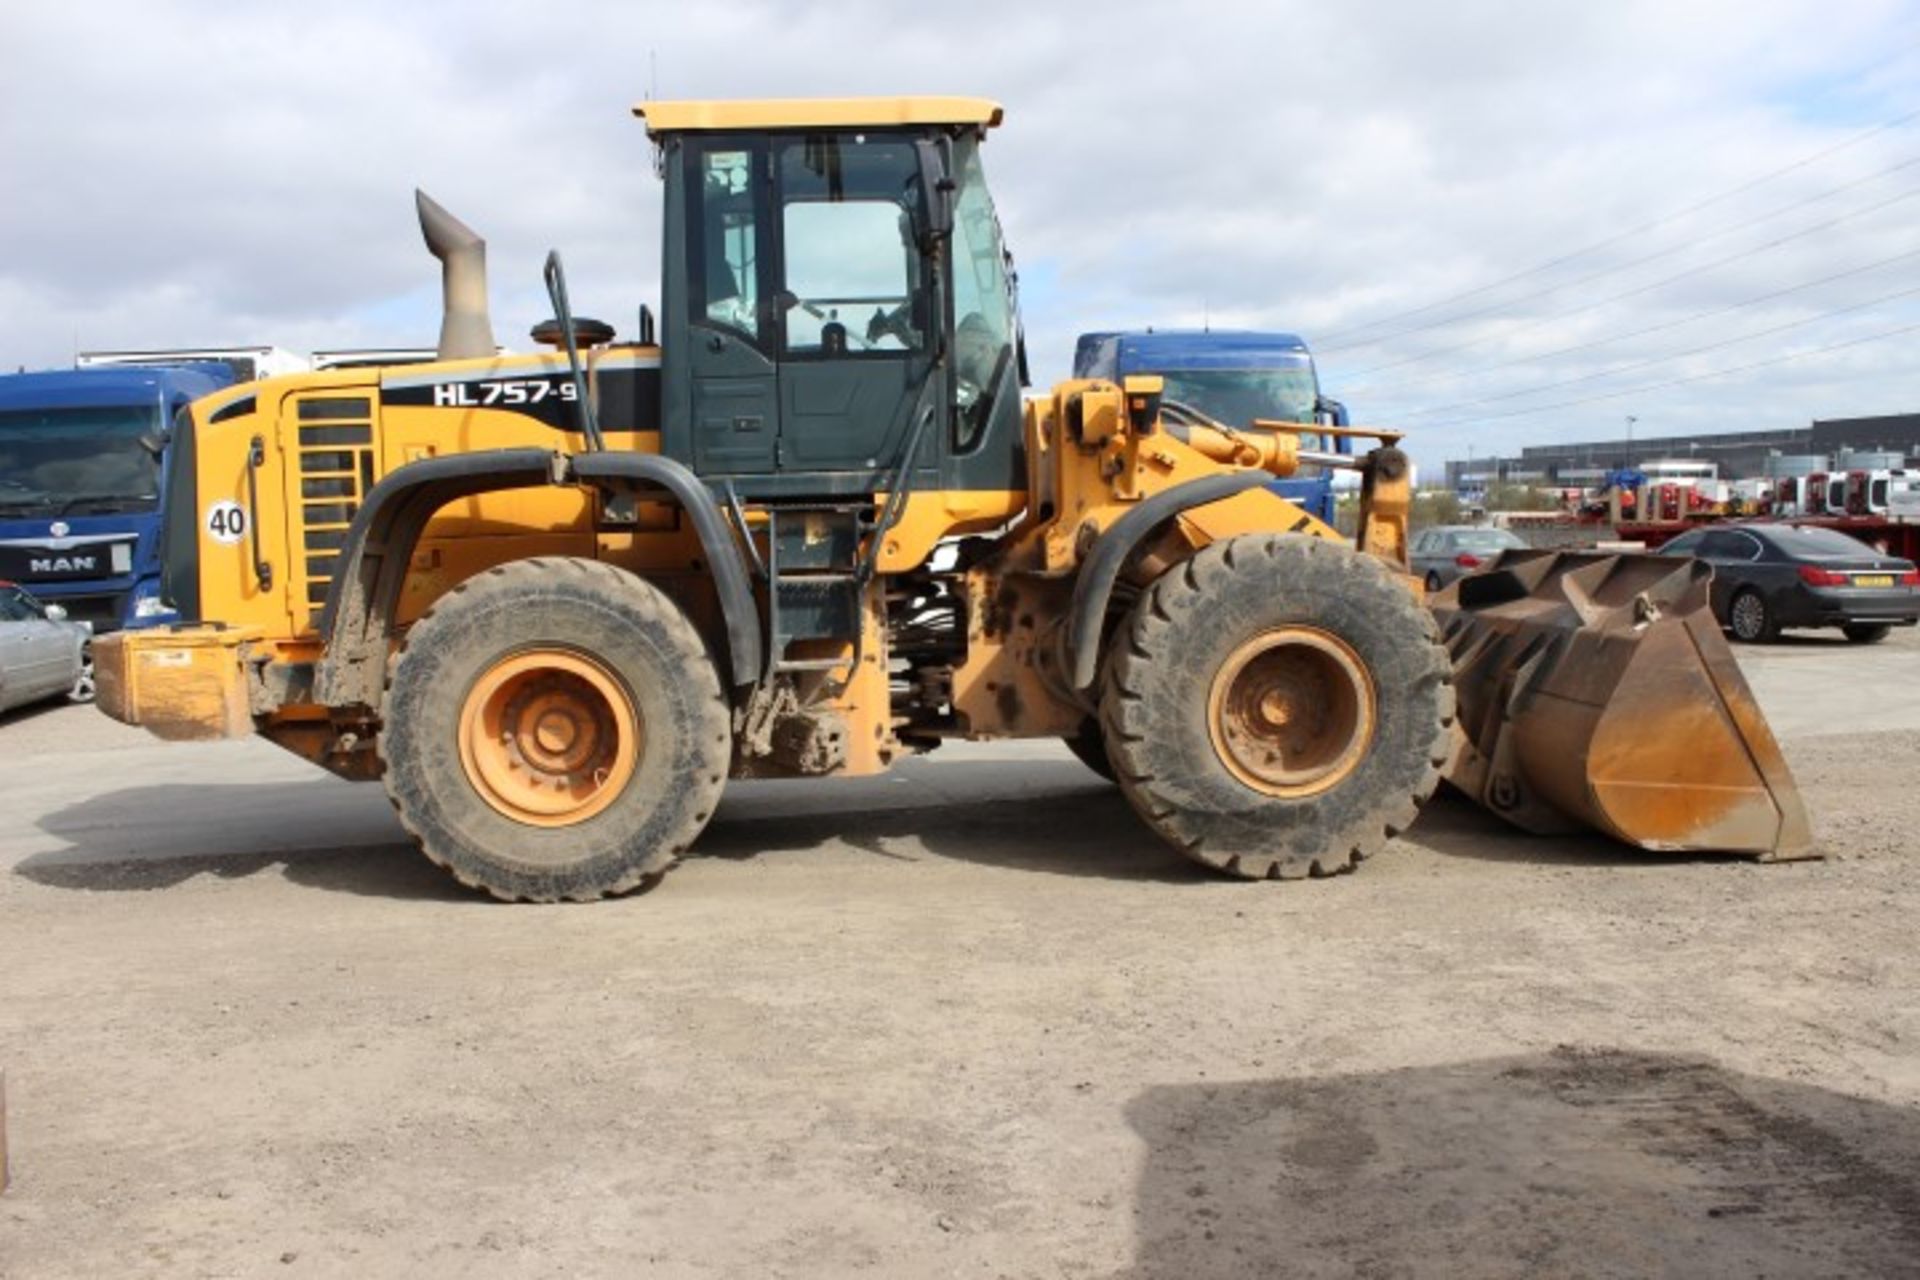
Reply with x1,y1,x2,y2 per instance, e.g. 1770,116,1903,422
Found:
1158,367,1319,427
0,404,163,515
948,133,1017,447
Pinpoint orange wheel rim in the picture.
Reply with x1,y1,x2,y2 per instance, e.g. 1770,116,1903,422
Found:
456,649,640,827
1207,626,1376,798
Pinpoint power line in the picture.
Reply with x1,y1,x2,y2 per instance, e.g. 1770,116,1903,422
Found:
1332,182,1920,383
1322,153,1920,356
1414,318,1920,430
1398,279,1920,415
1314,97,1920,348
1351,244,1920,397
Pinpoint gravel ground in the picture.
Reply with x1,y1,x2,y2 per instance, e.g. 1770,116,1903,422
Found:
1,628,1916,1278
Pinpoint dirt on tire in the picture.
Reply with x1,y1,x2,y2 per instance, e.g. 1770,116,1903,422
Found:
380,555,731,902
1101,534,1454,879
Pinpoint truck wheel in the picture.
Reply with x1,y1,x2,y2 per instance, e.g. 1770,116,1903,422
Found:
1062,717,1116,782
380,556,731,902
1842,623,1891,644
1728,589,1778,643
1101,534,1453,880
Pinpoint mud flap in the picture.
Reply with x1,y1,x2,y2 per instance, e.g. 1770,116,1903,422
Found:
1433,550,1814,859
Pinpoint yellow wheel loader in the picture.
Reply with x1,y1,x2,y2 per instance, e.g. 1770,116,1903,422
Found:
94,97,1811,901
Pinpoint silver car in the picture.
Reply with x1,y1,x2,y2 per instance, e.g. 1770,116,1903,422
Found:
0,581,91,711
1410,526,1528,591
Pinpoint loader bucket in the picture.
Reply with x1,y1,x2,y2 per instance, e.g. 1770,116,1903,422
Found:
1431,550,1814,859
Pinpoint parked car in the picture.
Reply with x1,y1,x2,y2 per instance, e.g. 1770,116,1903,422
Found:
1410,525,1529,590
0,580,91,711
1657,523,1920,644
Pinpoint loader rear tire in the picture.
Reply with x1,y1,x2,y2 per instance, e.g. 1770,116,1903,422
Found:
380,556,731,902
1101,534,1453,880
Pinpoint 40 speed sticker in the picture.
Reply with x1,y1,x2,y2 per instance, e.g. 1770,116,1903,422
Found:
205,499,248,545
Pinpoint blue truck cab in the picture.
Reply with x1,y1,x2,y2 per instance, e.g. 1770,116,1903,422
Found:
1072,330,1350,523
0,362,234,630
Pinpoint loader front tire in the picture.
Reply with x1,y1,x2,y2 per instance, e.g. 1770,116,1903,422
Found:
1102,534,1453,880
1063,717,1117,782
380,556,731,902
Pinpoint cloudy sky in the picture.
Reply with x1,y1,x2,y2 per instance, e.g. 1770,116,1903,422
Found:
3,0,1916,470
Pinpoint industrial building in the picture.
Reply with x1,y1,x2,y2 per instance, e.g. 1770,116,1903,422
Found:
1444,412,1920,490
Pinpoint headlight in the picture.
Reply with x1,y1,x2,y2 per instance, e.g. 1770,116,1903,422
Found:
132,592,176,620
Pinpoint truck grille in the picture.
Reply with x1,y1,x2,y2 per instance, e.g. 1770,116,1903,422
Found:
292,396,376,628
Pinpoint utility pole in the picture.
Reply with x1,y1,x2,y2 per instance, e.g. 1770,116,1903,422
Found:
1625,415,1637,452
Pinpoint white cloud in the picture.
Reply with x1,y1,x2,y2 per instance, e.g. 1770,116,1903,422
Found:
1,0,1915,470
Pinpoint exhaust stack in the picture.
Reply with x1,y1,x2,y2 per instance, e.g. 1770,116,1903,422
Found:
416,189,496,361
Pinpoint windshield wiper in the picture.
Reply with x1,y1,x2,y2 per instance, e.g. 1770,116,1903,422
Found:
0,499,57,516
54,494,157,515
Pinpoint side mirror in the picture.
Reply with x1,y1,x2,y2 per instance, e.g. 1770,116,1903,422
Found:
43,603,68,623
915,136,955,247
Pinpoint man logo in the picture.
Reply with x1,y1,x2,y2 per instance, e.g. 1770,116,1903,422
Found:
49,521,70,538
29,555,97,574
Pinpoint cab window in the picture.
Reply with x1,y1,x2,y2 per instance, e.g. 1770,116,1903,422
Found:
777,137,925,356
696,148,762,343
947,133,1016,446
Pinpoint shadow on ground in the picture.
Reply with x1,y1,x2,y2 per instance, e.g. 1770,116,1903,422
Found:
15,835,469,901
17,759,1743,901
1117,1046,1920,1279
697,764,1205,884
0,697,74,731
15,760,1206,898
1408,787,1755,870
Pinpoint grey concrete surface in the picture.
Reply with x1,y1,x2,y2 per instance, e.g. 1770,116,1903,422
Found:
1733,625,1920,740
1,625,1916,1278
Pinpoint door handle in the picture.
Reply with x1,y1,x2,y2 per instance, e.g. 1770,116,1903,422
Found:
706,334,726,353
245,435,273,592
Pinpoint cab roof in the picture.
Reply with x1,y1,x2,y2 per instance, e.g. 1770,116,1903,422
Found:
1074,330,1314,378
635,96,1003,136
0,364,232,411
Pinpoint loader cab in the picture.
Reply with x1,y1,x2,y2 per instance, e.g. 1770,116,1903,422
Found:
644,98,1025,499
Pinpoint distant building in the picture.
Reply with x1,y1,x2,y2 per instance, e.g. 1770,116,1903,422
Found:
1442,413,1920,490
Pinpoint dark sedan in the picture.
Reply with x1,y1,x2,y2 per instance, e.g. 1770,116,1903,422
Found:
1658,523,1920,643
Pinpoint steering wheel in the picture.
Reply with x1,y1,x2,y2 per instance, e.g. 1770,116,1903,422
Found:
785,295,869,350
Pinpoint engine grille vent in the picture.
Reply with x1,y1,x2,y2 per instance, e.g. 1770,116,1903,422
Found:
293,397,376,619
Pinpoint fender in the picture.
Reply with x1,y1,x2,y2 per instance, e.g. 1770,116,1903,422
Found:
1065,470,1276,692
567,450,762,686
314,448,762,712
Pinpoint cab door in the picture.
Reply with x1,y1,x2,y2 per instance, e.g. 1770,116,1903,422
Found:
770,134,936,478
686,140,780,476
